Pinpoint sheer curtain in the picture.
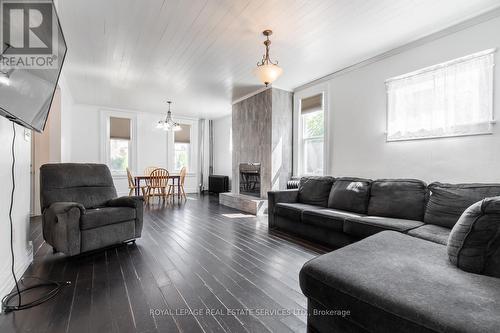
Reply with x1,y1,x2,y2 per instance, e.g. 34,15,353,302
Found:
386,49,494,141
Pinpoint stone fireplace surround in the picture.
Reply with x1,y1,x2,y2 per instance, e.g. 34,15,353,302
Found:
219,87,293,215
232,87,293,198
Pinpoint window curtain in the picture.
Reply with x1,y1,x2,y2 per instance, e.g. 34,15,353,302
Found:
110,117,131,139
386,50,494,141
301,94,323,115
198,119,211,192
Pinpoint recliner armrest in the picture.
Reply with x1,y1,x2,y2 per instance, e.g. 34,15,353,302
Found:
106,196,144,238
47,202,86,215
267,190,299,229
43,202,85,256
106,196,144,208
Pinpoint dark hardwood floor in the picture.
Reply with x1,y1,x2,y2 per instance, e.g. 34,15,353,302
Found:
0,194,326,333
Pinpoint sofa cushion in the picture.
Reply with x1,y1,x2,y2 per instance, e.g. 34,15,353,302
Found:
425,182,500,228
327,177,371,214
368,179,427,221
298,176,335,207
80,207,136,230
302,209,364,232
407,224,450,245
274,203,321,222
343,216,424,239
448,197,500,278
299,231,500,333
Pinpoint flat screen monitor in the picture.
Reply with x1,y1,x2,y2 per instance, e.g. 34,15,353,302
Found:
0,0,67,132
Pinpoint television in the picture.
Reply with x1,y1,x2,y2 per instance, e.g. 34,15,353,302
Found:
0,0,67,133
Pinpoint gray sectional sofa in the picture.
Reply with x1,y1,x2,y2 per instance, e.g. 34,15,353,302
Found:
268,177,500,332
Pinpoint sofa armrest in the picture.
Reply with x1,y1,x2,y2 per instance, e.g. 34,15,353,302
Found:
106,196,144,208
267,190,299,229
106,196,144,238
43,202,85,255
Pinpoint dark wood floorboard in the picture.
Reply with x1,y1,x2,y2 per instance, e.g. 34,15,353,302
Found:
0,194,325,333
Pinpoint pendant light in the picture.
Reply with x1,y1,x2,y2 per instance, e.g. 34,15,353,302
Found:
157,101,181,131
254,30,283,86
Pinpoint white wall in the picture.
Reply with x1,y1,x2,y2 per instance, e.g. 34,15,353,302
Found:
0,119,33,300
67,104,200,195
59,75,75,163
31,88,63,216
297,15,500,184
212,115,233,187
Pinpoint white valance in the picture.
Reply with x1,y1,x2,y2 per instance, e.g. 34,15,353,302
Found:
386,49,495,141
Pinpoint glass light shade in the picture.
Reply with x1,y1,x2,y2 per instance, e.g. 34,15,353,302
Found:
0,75,10,86
156,121,165,129
173,124,182,131
254,63,283,85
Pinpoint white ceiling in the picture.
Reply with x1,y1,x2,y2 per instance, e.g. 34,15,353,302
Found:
57,0,500,118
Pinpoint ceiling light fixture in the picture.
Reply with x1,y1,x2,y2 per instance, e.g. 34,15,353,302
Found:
254,30,282,87
157,101,181,131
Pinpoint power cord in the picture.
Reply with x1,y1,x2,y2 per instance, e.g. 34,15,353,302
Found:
1,122,70,313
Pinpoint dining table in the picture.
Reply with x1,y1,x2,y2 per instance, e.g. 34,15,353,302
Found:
134,174,182,199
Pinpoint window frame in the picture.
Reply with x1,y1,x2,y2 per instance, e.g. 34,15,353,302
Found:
300,110,325,176
293,84,330,177
166,117,198,175
100,109,138,177
174,141,190,171
109,137,131,174
385,49,495,142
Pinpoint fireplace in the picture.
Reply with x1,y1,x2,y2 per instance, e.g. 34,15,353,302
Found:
239,163,261,197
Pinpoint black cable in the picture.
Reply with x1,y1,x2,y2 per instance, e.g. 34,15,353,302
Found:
8,122,21,307
1,122,70,313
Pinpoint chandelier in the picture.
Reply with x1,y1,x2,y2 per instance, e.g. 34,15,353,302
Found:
254,30,283,86
157,101,181,131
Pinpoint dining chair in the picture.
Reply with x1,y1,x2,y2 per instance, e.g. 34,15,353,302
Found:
168,167,187,200
144,166,159,176
127,168,147,197
145,168,169,203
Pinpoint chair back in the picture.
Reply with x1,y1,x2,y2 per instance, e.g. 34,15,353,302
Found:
179,167,187,186
149,168,169,188
144,166,159,176
40,163,117,211
126,168,135,188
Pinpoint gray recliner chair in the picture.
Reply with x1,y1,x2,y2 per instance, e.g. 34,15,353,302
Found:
40,163,144,256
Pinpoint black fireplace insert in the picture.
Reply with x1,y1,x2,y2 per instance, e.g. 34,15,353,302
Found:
239,163,261,197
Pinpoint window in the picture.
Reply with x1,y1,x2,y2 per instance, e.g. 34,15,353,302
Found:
300,94,324,175
174,124,191,171
109,117,131,174
386,49,494,141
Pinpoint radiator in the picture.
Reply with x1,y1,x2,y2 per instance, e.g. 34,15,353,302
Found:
208,175,229,193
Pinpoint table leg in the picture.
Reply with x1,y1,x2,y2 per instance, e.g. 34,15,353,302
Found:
178,177,181,200
135,178,139,196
